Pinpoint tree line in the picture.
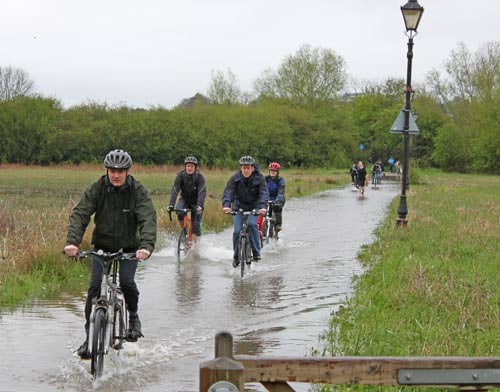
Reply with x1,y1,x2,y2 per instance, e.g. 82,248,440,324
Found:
0,42,498,173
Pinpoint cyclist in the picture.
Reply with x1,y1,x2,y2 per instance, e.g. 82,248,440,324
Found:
222,155,268,267
349,161,358,186
355,160,367,195
167,156,207,243
265,162,286,232
371,160,383,185
64,149,157,359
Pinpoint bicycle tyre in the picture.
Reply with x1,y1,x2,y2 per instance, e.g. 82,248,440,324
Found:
239,236,246,278
112,297,126,350
91,308,107,379
262,219,270,246
177,228,188,261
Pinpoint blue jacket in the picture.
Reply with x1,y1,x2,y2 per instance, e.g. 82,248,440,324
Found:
222,171,269,211
265,175,285,203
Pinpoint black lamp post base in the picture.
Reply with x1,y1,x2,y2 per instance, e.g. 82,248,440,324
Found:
396,217,408,227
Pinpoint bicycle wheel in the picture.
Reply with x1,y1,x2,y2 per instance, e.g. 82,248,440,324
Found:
177,228,188,261
91,308,107,379
262,219,270,246
112,296,126,350
238,236,246,278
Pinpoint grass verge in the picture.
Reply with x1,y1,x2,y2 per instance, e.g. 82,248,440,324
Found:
316,170,500,391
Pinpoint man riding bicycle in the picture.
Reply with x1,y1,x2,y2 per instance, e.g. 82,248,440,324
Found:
64,149,157,359
167,156,207,242
265,162,286,232
222,155,268,267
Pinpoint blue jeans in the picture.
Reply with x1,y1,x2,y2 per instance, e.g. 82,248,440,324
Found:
232,213,260,258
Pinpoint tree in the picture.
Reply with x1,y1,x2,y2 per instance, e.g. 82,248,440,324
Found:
206,68,242,105
254,44,347,109
0,65,36,101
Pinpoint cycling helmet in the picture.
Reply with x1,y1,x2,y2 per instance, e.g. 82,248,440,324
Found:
268,162,281,171
184,156,198,166
104,149,132,169
239,155,255,166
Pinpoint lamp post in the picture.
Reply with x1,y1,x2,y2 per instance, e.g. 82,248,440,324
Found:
396,0,424,227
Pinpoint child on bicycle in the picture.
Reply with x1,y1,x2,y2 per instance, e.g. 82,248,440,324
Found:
265,162,286,232
371,160,383,185
167,156,207,243
64,149,157,359
222,155,268,267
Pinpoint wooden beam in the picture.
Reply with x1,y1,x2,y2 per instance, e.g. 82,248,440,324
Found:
235,356,500,387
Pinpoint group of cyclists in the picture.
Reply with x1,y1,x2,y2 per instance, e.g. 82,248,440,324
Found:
349,159,385,196
63,149,286,359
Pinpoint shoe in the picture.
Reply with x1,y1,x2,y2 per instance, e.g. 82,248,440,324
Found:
232,257,239,268
253,255,261,262
77,340,91,360
274,225,281,232
125,317,144,342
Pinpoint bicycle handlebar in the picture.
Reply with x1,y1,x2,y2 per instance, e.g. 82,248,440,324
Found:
168,208,194,221
226,209,261,216
75,249,138,262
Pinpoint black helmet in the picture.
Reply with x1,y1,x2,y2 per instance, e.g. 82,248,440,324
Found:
104,149,132,169
239,155,255,166
184,156,198,165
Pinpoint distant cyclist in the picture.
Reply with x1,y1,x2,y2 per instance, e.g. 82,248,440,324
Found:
356,160,367,195
265,162,286,232
371,160,383,185
167,156,206,243
222,155,268,266
349,161,358,186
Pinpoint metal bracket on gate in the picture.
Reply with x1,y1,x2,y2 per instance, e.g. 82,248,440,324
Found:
398,369,500,385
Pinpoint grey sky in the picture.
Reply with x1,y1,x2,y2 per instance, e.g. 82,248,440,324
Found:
2,0,499,108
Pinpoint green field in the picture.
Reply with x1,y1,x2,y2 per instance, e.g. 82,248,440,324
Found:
0,164,345,307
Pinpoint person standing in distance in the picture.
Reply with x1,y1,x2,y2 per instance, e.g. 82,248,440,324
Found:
64,149,157,359
167,156,207,243
222,155,268,266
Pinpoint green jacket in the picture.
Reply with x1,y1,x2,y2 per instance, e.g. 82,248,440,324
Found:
66,174,157,253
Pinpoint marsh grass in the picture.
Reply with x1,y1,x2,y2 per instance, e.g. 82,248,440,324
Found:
316,171,500,391
0,164,344,307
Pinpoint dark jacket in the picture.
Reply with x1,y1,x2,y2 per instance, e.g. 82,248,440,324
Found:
66,175,157,253
222,170,269,211
265,175,285,204
169,170,206,208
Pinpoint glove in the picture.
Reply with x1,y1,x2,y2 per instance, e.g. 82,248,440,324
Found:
167,205,174,212
196,206,203,214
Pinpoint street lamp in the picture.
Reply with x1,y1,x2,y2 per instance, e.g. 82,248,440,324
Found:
396,0,424,227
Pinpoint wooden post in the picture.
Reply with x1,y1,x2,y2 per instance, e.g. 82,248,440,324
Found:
199,331,245,392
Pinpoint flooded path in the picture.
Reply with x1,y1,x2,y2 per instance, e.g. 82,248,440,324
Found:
0,183,399,391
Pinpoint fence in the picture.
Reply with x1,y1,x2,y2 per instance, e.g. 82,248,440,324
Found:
200,331,500,392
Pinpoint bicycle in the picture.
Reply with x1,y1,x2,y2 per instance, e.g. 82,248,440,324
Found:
259,201,277,247
228,209,259,278
169,208,194,261
75,249,137,379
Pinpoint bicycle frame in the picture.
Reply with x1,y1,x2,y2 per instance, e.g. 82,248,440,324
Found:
229,209,258,278
77,249,136,379
169,208,194,260
259,201,276,246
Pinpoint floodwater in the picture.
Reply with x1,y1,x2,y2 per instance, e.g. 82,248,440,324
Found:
0,183,399,392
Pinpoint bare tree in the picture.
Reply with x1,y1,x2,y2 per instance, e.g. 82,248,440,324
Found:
0,65,36,101
207,68,242,105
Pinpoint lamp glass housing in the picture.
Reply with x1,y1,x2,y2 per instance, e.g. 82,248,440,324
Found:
401,0,424,31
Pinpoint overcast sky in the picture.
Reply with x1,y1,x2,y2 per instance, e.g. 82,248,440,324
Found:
2,0,499,109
